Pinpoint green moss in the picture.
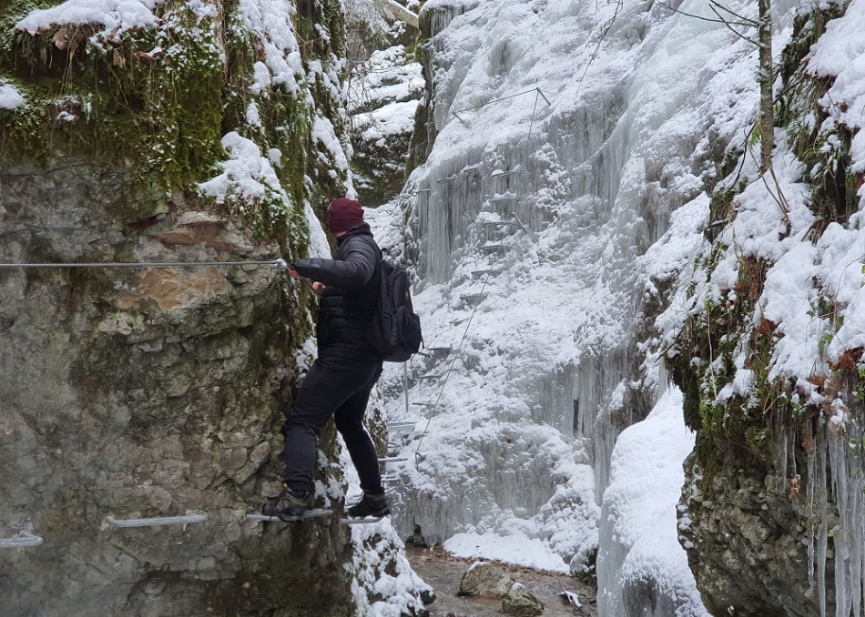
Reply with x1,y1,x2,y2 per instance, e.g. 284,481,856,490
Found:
1,1,225,222
777,1,856,230
668,244,780,484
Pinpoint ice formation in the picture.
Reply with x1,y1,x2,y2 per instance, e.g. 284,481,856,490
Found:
363,0,828,614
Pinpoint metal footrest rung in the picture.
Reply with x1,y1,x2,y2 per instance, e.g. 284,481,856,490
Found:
344,517,385,525
106,513,207,528
481,244,505,254
460,293,487,305
388,422,416,433
245,509,333,523
0,531,42,548
381,474,400,483
472,269,502,279
378,457,408,463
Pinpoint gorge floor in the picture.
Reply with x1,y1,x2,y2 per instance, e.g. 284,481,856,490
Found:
405,546,598,617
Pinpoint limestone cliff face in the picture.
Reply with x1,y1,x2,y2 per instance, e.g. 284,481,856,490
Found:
670,3,863,616
0,1,417,616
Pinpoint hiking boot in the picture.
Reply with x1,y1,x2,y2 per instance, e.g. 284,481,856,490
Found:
262,486,314,521
348,491,390,518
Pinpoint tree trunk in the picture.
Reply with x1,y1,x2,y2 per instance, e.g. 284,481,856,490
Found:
758,0,773,173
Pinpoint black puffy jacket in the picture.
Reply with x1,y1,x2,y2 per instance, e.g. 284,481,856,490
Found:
291,223,381,359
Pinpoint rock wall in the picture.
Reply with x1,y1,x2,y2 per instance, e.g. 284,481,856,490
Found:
0,156,356,617
669,2,864,615
0,1,416,616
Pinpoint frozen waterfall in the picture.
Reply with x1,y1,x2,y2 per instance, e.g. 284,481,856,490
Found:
367,0,803,614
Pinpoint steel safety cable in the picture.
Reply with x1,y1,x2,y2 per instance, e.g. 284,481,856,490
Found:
411,90,553,466
412,254,500,467
0,258,290,270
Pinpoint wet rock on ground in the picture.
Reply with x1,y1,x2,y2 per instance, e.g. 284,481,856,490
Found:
406,546,598,617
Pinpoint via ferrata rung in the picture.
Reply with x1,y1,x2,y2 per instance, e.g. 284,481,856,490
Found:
0,531,42,548
105,513,207,528
245,509,333,523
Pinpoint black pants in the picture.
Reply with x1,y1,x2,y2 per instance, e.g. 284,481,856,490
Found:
281,353,384,496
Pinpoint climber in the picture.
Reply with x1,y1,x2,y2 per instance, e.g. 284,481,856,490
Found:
263,197,390,521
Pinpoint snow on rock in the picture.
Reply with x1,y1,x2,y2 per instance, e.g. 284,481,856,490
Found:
0,82,25,110
198,132,288,212
348,44,423,205
313,115,351,176
16,0,164,41
597,386,708,617
235,0,304,95
807,0,865,174
347,518,433,617
196,132,330,259
348,45,423,133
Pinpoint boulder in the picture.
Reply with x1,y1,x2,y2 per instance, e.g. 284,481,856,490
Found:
502,583,545,617
457,561,513,598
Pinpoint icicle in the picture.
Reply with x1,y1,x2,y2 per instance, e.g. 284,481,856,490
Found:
818,429,828,617
829,436,848,617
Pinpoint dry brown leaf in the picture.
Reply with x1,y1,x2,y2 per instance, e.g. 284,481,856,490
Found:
52,26,72,50
831,347,863,371
789,474,801,500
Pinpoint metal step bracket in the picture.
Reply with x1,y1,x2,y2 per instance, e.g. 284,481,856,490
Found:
105,513,207,529
245,509,333,523
344,516,385,525
460,293,487,306
481,243,505,254
388,421,416,433
0,531,43,548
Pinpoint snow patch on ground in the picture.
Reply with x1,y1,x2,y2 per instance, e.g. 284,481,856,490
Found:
444,531,570,574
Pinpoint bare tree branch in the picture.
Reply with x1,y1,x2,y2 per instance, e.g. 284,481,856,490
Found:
575,0,624,96
745,129,791,227
709,4,762,46
709,0,759,26
656,2,752,27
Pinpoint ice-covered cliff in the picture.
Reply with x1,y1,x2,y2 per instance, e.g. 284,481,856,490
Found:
369,0,865,615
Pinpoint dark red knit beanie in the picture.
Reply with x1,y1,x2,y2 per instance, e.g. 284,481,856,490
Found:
328,198,364,233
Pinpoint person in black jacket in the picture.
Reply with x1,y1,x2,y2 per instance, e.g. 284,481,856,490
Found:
263,198,390,520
